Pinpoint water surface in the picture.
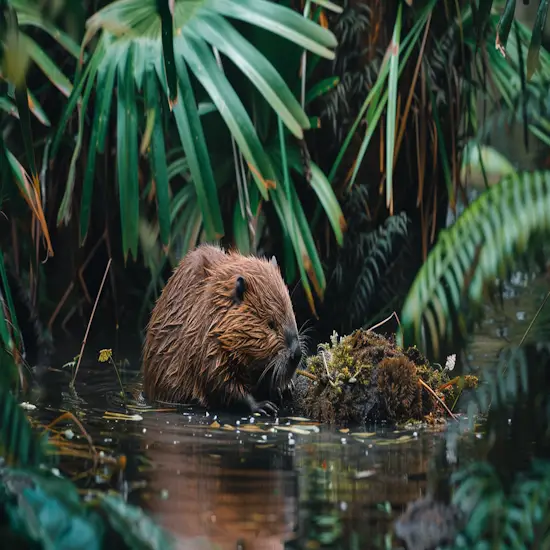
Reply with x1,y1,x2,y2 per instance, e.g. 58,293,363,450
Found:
25,270,547,550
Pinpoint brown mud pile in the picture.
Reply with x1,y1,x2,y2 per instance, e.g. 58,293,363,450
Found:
291,329,477,426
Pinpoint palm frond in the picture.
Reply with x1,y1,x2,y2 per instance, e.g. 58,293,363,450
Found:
51,0,335,238
399,170,550,359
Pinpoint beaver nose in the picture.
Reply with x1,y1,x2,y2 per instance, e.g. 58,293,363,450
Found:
285,329,302,365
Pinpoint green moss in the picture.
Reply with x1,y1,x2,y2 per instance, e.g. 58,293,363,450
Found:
293,328,479,427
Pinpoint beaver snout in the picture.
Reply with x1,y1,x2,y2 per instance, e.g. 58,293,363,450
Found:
285,328,302,366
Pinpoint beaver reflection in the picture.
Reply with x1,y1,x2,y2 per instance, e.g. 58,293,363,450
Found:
137,415,299,550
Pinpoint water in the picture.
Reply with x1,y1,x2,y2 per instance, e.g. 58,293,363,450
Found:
23,271,549,550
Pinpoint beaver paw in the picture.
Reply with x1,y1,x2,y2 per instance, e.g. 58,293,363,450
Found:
253,400,279,416
244,395,278,416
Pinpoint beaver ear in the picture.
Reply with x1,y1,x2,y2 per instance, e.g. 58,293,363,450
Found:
270,256,278,268
234,275,246,303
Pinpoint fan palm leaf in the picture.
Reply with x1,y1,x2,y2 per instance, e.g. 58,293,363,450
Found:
51,0,338,266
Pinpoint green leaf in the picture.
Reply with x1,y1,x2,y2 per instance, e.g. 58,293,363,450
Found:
398,170,550,357
19,33,73,97
26,89,50,126
156,0,178,104
192,12,310,138
95,55,117,155
0,386,49,467
177,32,275,201
99,493,174,550
116,44,140,260
0,97,18,118
144,70,171,248
11,0,82,60
527,0,550,79
50,42,104,161
385,3,402,210
214,0,337,59
280,149,345,246
496,0,516,54
79,58,118,243
310,0,343,14
2,470,102,550
57,57,97,227
160,47,224,240
0,253,20,350
305,76,340,105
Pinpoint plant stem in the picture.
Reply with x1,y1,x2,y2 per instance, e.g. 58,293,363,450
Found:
109,357,126,404
71,258,112,388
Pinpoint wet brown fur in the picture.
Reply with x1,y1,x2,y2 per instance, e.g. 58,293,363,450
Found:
142,244,302,408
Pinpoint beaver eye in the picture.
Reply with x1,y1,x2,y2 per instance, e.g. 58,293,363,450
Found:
234,275,246,303
268,320,277,331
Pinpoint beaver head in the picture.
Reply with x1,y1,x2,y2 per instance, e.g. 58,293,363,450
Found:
205,252,303,394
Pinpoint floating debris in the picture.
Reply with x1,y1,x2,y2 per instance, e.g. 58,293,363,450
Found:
103,411,143,422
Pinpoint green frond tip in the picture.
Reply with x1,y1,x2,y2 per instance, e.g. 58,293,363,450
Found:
398,170,550,358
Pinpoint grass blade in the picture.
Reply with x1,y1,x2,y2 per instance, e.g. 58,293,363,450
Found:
156,0,178,105
116,45,140,260
178,32,276,201
0,253,17,352
157,46,224,241
50,41,104,161
305,76,339,105
385,3,403,212
19,33,73,97
145,70,171,248
496,0,516,55
26,89,50,126
527,0,549,79
213,0,337,59
79,59,117,242
193,12,310,138
57,60,96,227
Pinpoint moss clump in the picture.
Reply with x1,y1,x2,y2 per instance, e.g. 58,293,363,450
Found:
291,329,478,427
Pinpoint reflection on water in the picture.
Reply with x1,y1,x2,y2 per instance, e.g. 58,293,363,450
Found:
24,271,548,549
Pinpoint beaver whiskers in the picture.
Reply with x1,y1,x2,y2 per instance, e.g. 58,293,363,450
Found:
256,329,308,393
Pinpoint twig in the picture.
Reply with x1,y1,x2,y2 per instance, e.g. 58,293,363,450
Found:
48,281,74,331
418,378,458,421
45,411,98,464
296,368,317,381
519,290,550,347
71,258,112,388
367,311,402,334
321,350,338,388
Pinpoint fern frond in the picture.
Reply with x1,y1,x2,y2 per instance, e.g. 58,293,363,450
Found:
398,170,550,358
324,200,409,332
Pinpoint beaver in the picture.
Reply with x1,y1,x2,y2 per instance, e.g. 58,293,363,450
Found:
142,244,304,415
